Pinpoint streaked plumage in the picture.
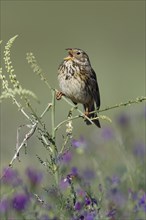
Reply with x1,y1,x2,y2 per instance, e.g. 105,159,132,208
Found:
57,48,101,127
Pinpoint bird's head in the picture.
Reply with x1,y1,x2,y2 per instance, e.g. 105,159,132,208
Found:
64,48,90,65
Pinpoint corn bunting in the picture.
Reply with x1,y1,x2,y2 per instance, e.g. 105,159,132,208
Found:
56,48,101,128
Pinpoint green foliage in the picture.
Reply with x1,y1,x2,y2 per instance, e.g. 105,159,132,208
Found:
0,35,38,103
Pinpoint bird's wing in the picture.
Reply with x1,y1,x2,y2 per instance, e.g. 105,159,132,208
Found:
89,68,100,109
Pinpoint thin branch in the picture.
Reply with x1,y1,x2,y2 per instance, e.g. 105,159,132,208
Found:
8,102,53,168
51,90,59,185
12,95,33,122
9,123,37,167
40,103,52,118
55,96,146,130
55,115,82,131
98,96,146,113
59,135,70,155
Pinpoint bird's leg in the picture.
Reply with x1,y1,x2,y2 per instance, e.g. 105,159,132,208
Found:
56,91,65,100
84,107,89,117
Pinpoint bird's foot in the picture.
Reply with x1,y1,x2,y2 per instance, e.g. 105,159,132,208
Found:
56,91,64,100
84,111,90,121
84,111,89,117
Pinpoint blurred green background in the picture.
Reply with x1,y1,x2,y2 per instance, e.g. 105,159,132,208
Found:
1,1,145,169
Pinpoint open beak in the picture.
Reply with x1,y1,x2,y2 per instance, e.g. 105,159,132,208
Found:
64,48,74,61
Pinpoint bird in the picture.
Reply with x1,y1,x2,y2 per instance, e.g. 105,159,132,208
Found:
56,48,101,128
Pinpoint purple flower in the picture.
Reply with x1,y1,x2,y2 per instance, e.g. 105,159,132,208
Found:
2,168,22,186
137,193,146,212
139,193,146,207
0,198,9,213
111,175,120,186
107,187,126,208
101,127,114,140
106,208,116,218
128,189,138,201
59,179,69,190
62,151,72,163
77,189,86,198
72,136,87,149
106,175,120,187
75,202,82,211
40,215,50,220
63,168,78,186
133,141,145,158
85,214,94,220
12,193,29,211
71,167,78,176
26,167,43,186
85,197,91,206
116,112,130,127
83,169,95,180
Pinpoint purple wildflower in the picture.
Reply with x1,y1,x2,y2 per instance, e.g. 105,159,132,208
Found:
133,141,145,158
139,193,146,206
106,175,120,187
116,112,130,127
111,175,120,186
12,193,29,211
40,215,50,220
138,193,146,212
62,151,72,163
26,167,43,186
85,196,91,206
128,189,138,201
71,167,78,176
62,168,78,186
79,215,84,220
83,169,95,180
77,189,86,198
66,174,74,184
75,201,82,211
2,167,22,186
59,179,69,190
72,136,87,149
101,127,114,140
106,208,116,218
85,213,95,220
0,198,9,213
107,187,126,208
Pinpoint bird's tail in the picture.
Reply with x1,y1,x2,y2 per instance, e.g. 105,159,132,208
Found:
84,104,101,128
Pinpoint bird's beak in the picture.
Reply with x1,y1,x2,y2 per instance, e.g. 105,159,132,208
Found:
64,48,74,61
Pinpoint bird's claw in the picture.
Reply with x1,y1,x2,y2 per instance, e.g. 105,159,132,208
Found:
56,91,64,100
84,111,89,117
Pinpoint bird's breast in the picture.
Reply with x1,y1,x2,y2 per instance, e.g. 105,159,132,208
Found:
58,60,91,104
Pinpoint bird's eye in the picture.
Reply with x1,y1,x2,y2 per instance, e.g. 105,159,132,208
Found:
76,51,81,55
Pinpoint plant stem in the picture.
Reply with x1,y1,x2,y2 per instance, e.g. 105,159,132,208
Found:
40,103,52,118
99,96,146,113
51,90,59,185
